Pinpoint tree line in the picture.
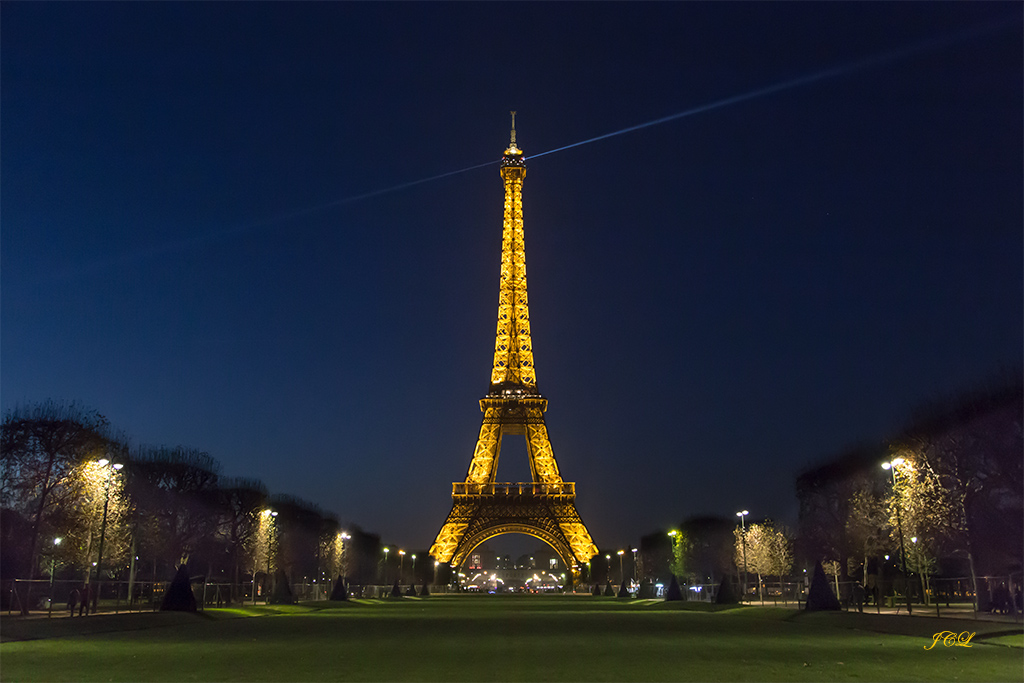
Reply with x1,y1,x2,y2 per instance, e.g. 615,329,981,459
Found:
632,377,1021,606
1,401,383,601
796,378,1022,606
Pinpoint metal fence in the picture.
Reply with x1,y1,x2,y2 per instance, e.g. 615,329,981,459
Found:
6,574,1019,619
6,578,168,616
4,578,466,615
733,574,1022,619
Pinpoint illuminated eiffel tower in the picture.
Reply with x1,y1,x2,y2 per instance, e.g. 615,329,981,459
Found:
429,114,598,576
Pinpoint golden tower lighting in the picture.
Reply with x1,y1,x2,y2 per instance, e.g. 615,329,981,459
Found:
429,114,598,576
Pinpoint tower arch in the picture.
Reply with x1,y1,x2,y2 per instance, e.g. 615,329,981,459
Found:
453,523,576,572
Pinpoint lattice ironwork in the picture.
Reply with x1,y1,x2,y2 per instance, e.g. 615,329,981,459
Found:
429,117,598,573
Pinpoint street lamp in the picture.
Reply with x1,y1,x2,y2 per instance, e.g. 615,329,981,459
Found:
631,548,638,582
617,550,625,584
882,458,912,615
92,459,123,613
257,509,278,603
399,550,406,583
736,510,749,601
411,554,417,584
383,547,390,584
339,532,351,580
48,537,62,617
668,530,680,583
605,554,611,583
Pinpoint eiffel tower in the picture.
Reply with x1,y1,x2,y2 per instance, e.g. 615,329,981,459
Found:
429,114,598,576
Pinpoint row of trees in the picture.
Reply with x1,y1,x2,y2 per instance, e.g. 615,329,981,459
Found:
635,518,793,599
630,379,1021,605
5,377,1017,603
797,379,1022,605
1,401,384,600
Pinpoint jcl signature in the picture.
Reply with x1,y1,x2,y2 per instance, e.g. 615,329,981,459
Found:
924,631,975,650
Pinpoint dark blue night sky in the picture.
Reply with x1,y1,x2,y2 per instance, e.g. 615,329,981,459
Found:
2,3,1021,553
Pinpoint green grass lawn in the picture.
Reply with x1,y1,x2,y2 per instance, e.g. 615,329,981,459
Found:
2,595,1021,682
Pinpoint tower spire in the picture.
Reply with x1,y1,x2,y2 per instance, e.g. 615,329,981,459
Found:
504,111,522,158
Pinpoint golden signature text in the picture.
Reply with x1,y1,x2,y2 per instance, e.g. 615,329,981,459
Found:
924,631,975,650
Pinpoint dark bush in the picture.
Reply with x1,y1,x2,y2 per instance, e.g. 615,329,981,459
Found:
270,569,294,604
664,575,683,602
329,576,348,601
805,561,841,611
160,564,197,612
715,576,739,604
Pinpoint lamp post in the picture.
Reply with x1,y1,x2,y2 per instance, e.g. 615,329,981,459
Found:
92,459,123,613
631,548,638,583
411,554,417,584
383,547,390,584
617,550,625,584
882,458,912,615
339,532,351,581
255,509,277,604
667,530,679,584
48,537,62,617
605,554,611,584
736,510,749,602
399,550,406,584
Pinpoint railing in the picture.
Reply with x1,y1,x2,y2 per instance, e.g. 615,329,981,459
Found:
452,482,575,497
3,579,464,614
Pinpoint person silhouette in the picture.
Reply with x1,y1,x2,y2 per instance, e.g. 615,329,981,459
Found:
68,588,79,617
79,583,90,616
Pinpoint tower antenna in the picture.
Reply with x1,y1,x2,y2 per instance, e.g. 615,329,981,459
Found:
510,111,517,146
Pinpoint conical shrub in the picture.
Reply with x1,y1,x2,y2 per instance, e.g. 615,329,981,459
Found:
329,576,348,601
160,564,197,612
270,569,294,604
805,561,841,611
664,575,683,601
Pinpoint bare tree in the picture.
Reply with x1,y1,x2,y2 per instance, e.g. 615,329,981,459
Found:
1,401,117,580
48,460,133,580
129,446,221,577
845,485,889,595
217,478,268,600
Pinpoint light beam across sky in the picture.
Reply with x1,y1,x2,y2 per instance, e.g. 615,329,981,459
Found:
35,14,1016,285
